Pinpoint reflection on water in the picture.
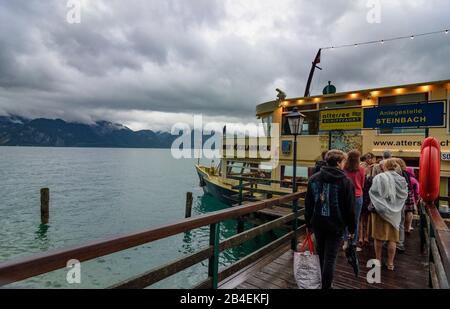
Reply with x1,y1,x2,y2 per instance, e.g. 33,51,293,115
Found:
1,147,287,289
35,224,49,240
35,224,51,252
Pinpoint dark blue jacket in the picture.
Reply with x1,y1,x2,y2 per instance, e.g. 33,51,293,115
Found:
305,166,357,234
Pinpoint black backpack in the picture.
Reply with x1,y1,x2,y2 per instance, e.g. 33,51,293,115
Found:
362,166,374,213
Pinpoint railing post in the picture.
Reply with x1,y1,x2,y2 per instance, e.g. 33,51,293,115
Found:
237,218,245,234
419,202,425,252
185,192,193,218
208,223,220,289
291,134,299,251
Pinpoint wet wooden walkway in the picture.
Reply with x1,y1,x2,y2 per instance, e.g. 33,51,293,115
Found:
220,224,429,289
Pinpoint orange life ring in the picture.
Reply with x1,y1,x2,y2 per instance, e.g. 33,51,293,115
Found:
419,137,441,202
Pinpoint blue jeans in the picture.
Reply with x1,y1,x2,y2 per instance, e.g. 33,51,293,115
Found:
345,196,363,246
314,229,344,289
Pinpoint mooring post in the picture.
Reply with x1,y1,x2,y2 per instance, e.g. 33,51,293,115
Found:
40,188,49,224
185,192,193,218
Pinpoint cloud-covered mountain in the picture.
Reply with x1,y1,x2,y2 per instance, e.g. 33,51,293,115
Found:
1,1,449,130
0,116,177,148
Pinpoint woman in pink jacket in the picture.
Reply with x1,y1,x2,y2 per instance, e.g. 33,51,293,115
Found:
344,150,365,250
406,167,420,233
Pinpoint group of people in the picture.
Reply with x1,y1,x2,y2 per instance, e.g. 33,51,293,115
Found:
305,149,420,289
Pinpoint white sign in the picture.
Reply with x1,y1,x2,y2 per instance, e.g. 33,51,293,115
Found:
441,153,450,161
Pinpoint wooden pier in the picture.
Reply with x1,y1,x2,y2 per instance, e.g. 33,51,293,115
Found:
220,225,428,289
0,192,449,289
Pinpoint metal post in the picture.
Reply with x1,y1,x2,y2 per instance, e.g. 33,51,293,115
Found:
293,135,298,194
237,179,245,234
238,179,243,205
291,134,299,251
208,223,220,289
328,131,333,150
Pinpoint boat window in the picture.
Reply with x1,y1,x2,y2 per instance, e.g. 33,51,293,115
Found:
280,165,308,188
226,161,270,178
227,162,244,175
261,114,273,137
378,93,428,135
319,100,361,110
282,110,319,135
257,163,273,179
288,104,318,111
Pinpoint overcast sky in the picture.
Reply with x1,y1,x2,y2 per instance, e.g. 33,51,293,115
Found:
0,0,449,131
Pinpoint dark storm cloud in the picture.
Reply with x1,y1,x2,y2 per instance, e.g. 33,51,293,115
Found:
0,0,449,129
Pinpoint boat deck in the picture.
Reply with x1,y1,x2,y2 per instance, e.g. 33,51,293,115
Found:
220,224,429,289
256,206,294,218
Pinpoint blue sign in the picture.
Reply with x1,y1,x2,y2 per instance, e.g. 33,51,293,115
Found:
363,101,445,129
282,140,292,154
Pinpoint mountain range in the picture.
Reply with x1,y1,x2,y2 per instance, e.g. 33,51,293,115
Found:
0,116,179,148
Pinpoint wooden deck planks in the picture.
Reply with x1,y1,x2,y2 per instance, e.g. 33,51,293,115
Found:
221,227,429,289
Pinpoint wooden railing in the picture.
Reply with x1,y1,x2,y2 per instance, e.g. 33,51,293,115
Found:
420,198,450,289
0,192,304,289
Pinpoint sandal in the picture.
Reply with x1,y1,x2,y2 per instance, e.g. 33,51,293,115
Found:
387,264,395,271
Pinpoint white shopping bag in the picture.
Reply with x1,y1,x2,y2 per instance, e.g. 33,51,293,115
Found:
293,233,321,289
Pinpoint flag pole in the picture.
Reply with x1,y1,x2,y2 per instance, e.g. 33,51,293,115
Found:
304,49,322,97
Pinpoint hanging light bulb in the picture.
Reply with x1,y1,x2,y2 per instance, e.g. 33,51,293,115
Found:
354,44,358,47
445,30,449,34
380,40,384,45
410,35,415,40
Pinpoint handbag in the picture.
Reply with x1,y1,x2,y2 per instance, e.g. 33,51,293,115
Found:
293,232,322,289
367,201,375,213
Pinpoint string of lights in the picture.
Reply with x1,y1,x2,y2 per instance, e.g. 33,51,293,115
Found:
322,29,449,50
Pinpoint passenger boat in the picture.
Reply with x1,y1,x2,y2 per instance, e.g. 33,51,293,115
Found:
197,79,450,205
195,160,304,205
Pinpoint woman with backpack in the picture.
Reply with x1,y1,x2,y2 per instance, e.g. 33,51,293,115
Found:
305,150,357,289
392,158,416,252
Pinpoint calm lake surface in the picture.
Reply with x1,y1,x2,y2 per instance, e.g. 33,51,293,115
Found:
0,147,274,288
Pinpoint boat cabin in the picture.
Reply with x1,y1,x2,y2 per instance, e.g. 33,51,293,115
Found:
222,79,450,198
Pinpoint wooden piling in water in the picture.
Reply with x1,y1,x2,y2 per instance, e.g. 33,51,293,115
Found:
40,188,49,224
185,192,193,218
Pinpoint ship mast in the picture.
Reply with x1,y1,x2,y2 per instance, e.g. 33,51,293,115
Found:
304,49,322,97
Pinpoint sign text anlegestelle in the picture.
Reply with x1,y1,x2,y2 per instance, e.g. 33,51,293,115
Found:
363,101,445,129
318,101,446,131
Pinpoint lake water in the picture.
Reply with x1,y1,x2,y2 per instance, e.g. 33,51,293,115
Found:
0,147,274,289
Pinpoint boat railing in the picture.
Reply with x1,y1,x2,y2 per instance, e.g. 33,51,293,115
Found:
420,197,450,289
229,176,308,200
229,175,308,185
0,191,304,289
